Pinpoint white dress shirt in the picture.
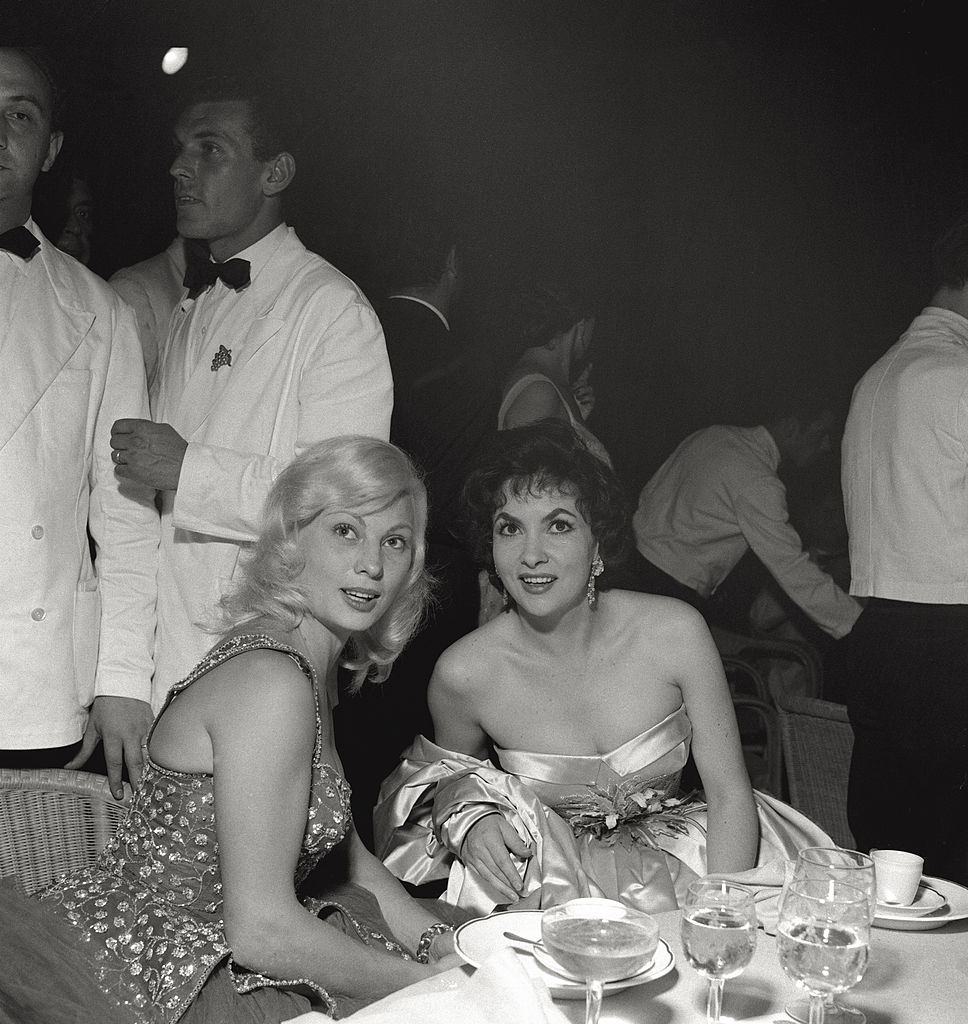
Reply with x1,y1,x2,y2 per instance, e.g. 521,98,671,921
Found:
634,424,860,638
843,306,968,603
0,221,158,746
150,224,392,704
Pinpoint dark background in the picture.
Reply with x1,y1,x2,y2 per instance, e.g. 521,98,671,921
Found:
11,0,968,497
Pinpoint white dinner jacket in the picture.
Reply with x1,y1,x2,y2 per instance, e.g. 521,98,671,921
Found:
150,226,392,704
0,225,159,747
109,236,188,393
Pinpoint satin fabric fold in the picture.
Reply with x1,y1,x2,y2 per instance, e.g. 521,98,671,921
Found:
374,707,834,917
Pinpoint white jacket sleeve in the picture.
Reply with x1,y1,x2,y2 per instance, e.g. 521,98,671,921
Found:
89,298,160,701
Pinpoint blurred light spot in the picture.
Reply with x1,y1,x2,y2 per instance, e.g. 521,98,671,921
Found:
162,48,189,75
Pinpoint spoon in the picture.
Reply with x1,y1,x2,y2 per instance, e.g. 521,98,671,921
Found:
503,930,543,952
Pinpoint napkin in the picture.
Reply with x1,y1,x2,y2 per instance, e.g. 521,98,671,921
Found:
283,948,570,1024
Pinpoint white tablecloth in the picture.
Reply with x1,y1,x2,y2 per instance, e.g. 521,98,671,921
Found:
286,908,968,1024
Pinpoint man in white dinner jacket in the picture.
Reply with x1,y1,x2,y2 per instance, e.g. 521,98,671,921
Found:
0,48,159,795
111,74,392,706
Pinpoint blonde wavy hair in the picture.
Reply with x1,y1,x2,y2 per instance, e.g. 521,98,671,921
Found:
219,436,431,690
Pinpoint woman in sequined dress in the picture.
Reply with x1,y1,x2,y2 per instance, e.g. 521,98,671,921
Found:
375,421,832,915
0,437,463,1024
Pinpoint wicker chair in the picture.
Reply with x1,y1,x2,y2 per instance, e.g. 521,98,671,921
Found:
711,625,824,702
775,692,855,849
0,769,131,896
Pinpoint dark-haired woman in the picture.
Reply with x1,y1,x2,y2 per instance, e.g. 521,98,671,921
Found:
375,420,830,915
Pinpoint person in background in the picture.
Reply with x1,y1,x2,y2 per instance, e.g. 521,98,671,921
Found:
109,235,195,390
0,438,463,1024
335,202,495,848
54,172,94,265
0,47,158,795
497,281,611,466
630,387,861,643
110,72,393,708
842,212,968,885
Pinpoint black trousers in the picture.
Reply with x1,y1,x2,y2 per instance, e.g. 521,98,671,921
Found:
846,599,968,885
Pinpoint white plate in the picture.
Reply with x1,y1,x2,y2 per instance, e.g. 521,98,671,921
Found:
875,882,947,918
454,908,675,999
874,875,968,931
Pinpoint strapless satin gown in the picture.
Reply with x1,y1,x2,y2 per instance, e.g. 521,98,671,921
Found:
374,704,833,915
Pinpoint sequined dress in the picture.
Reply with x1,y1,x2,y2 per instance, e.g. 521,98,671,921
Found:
0,635,409,1024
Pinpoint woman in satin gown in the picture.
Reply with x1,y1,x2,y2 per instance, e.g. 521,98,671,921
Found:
375,420,832,916
0,438,462,1024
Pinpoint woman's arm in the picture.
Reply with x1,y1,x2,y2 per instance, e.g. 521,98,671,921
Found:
427,645,491,757
668,606,759,873
208,651,439,1003
427,646,534,899
340,829,457,959
501,379,570,430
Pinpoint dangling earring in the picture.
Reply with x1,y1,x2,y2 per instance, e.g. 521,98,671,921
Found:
586,555,605,608
501,586,511,611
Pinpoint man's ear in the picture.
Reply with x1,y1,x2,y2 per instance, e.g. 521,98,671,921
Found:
42,130,64,173
263,151,295,196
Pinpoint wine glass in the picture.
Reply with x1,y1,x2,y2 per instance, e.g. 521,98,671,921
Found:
541,897,659,1024
777,879,871,1024
680,879,758,1023
786,848,876,1024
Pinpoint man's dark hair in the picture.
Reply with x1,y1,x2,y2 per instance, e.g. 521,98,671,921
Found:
932,212,968,291
460,419,632,594
177,72,301,162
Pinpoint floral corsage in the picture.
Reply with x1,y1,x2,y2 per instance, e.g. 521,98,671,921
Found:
557,782,704,848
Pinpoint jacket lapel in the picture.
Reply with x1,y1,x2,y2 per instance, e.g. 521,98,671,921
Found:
0,240,94,449
171,234,295,437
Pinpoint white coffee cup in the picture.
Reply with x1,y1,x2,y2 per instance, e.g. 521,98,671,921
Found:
871,849,924,906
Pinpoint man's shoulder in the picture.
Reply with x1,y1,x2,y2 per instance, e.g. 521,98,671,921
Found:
267,229,375,311
41,240,129,317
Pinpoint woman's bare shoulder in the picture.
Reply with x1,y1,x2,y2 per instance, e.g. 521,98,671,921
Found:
431,618,511,693
604,589,711,642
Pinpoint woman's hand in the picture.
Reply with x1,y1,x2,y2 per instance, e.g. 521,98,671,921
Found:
461,813,533,902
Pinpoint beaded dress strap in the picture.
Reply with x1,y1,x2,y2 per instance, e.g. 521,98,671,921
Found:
146,634,324,770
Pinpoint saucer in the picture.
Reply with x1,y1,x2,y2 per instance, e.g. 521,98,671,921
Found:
454,908,676,1000
873,875,968,930
875,882,947,918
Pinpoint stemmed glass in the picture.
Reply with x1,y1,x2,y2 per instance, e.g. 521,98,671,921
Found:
541,898,659,1024
786,848,876,1024
777,879,871,1024
680,879,758,1023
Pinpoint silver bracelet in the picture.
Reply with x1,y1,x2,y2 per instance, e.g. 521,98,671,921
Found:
414,921,455,964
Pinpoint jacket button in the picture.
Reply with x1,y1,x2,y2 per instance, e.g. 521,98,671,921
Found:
31,525,45,539
30,607,46,621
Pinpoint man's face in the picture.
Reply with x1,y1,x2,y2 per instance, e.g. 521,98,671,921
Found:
0,49,63,227
56,176,93,264
169,100,272,259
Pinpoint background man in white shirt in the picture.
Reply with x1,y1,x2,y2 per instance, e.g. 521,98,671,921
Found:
842,214,968,883
110,75,392,706
0,48,158,796
631,392,861,641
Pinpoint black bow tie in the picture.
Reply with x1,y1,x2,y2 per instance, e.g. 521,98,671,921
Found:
183,256,251,299
0,225,40,260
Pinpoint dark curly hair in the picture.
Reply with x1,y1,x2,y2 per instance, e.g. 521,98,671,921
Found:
461,420,632,594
